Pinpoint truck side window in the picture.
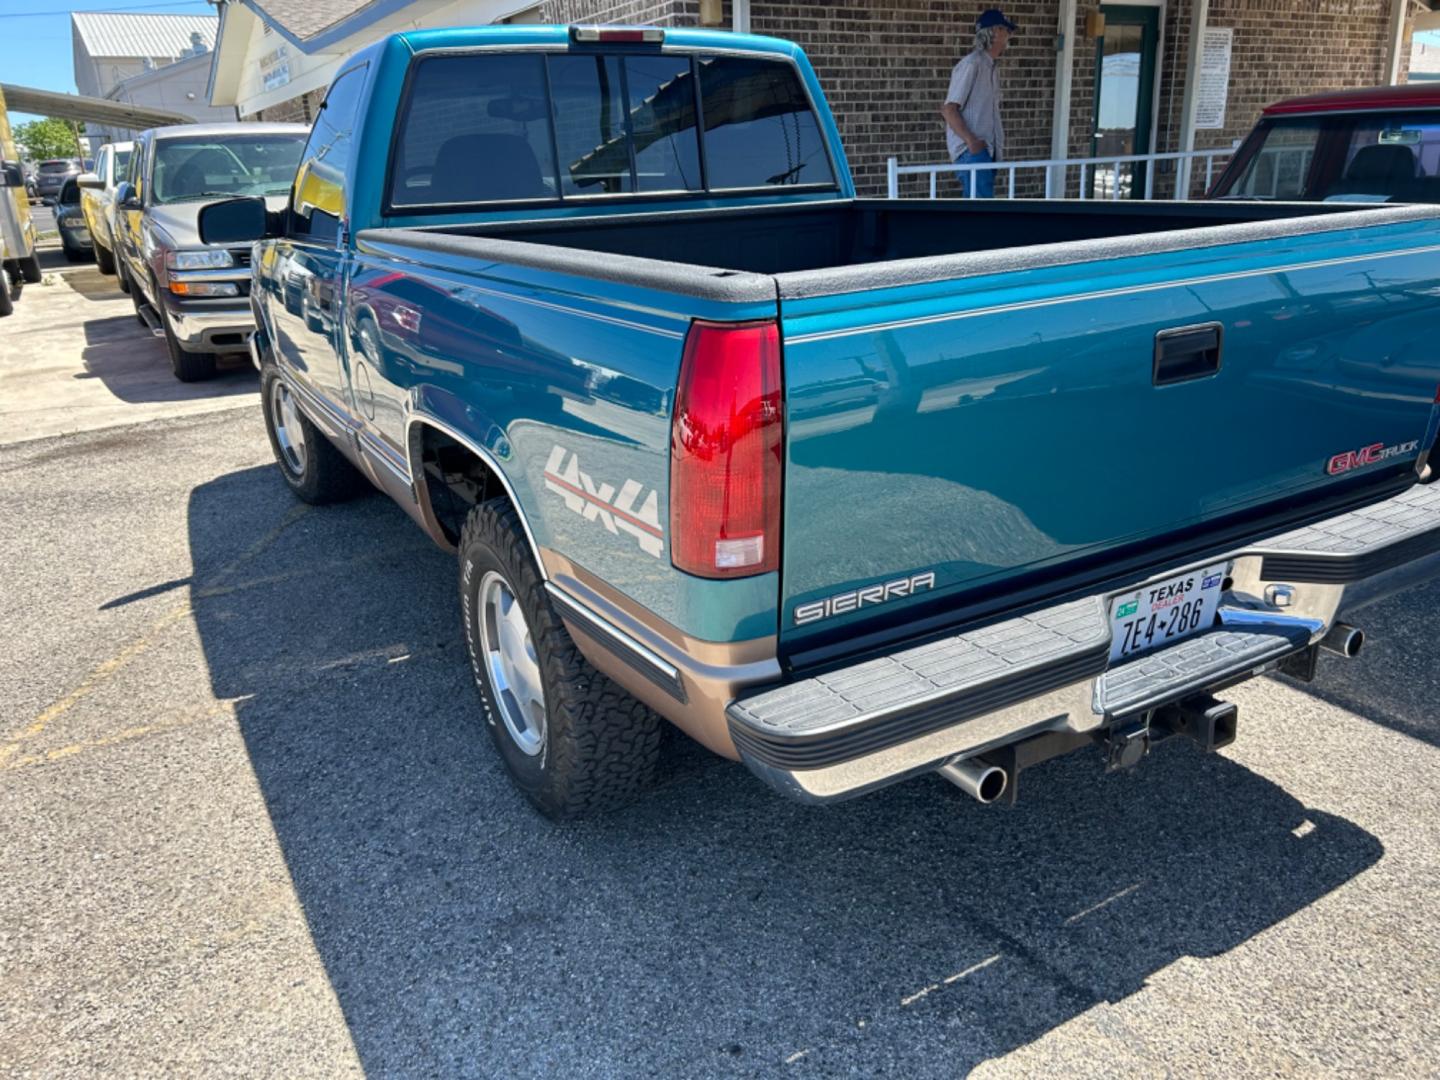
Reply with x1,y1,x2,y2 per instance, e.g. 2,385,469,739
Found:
292,64,366,241
698,57,835,189
390,54,558,207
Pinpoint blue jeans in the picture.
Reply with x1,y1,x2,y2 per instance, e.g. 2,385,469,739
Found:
955,147,994,198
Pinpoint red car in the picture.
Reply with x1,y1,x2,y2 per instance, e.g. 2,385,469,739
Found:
1211,83,1440,203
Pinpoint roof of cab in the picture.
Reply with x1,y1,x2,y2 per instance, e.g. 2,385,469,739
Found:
146,122,310,139
394,23,802,58
1263,82,1440,116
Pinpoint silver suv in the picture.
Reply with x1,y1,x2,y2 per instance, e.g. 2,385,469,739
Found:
113,123,307,381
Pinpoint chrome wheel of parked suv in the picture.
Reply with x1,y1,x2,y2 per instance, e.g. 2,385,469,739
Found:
268,377,307,476
258,360,367,505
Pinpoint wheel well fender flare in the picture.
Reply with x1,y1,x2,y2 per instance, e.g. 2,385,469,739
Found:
405,412,548,579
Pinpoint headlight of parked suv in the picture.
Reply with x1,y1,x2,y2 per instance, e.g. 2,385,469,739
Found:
166,249,235,270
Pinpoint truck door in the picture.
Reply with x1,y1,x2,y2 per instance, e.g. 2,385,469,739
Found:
268,64,367,429
116,135,147,284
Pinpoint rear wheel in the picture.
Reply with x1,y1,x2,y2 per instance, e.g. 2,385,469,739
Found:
18,255,41,284
260,363,368,504
460,498,662,819
95,243,115,275
0,278,12,318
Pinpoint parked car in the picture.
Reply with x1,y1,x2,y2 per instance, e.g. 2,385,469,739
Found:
0,158,41,314
53,178,93,262
21,160,38,201
1211,83,1440,202
113,122,308,381
204,25,1440,819
34,158,81,201
76,141,132,276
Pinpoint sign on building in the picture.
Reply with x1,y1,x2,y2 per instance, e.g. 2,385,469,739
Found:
260,44,291,93
1194,27,1233,130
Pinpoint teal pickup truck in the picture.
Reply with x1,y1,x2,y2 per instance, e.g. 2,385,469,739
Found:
202,25,1440,818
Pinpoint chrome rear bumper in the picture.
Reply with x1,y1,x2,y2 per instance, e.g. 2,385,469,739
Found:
729,481,1440,804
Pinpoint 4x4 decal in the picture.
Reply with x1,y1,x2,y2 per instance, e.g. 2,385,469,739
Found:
544,445,664,558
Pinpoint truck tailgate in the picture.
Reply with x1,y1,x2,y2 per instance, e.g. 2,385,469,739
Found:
776,222,1440,654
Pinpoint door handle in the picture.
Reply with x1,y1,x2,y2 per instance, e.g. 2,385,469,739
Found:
1153,322,1222,386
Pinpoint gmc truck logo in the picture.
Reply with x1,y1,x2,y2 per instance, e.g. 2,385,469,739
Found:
1327,439,1419,476
544,446,664,558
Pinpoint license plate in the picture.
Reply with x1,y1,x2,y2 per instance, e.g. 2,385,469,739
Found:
1109,562,1228,663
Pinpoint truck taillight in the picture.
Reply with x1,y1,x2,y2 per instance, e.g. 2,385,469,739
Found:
670,320,783,578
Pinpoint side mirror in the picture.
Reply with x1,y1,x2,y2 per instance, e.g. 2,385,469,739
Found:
0,162,21,187
77,172,103,190
198,196,274,245
115,181,140,209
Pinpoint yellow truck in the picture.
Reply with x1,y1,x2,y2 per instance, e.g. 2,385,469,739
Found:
0,86,42,317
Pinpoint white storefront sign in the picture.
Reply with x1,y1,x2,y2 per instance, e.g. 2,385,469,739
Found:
1194,27,1233,130
259,44,291,93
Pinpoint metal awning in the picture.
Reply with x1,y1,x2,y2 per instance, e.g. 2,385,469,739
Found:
0,84,193,131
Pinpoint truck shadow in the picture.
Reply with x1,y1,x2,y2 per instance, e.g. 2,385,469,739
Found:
186,467,1384,1078
80,315,255,404
1276,577,1440,751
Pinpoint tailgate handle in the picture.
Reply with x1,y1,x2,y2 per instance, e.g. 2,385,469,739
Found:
1153,322,1222,386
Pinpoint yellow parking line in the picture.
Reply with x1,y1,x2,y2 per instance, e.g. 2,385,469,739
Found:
1,701,237,772
0,602,192,767
0,505,311,763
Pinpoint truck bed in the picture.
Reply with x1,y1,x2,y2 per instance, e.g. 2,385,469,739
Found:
430,197,1390,282
361,198,1440,664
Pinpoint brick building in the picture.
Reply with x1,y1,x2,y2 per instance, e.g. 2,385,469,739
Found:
208,0,1423,198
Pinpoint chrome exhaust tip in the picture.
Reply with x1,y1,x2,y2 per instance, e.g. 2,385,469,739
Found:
1320,622,1365,659
938,757,1008,804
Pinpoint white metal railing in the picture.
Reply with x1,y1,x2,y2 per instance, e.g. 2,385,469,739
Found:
1230,145,1314,200
885,146,1239,201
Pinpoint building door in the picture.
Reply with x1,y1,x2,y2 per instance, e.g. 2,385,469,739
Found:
1091,5,1158,198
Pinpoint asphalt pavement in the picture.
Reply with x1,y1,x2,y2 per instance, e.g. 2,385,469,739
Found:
1,269,1439,1077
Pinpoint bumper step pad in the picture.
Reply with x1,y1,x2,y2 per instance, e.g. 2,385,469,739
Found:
1254,480,1440,583
728,598,1110,771
729,480,1440,780
1096,626,1310,719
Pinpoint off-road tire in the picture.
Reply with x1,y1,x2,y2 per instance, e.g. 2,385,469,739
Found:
0,278,12,318
460,498,662,819
18,255,41,284
259,362,368,504
95,243,115,276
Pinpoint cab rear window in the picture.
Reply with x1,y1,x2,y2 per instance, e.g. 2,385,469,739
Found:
387,50,835,209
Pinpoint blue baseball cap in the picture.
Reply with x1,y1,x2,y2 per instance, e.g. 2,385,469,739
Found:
977,9,1018,30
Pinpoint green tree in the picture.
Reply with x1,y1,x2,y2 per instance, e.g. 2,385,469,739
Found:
14,117,80,160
